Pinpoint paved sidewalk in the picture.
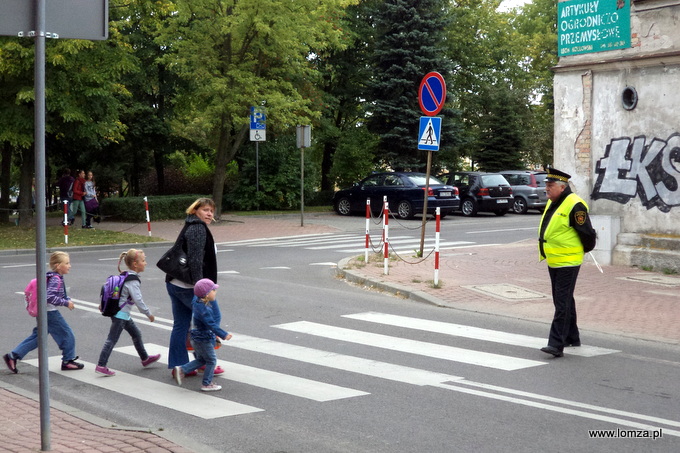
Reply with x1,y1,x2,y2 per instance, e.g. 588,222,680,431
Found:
337,239,680,345
3,213,679,452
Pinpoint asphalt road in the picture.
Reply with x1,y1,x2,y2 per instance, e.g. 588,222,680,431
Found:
1,213,678,452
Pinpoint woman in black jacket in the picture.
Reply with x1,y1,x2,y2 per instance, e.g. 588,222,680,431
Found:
165,198,222,377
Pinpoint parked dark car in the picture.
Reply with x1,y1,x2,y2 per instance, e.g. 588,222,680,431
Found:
332,172,460,219
499,170,548,214
440,171,513,216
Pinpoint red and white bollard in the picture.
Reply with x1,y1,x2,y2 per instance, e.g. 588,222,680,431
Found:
434,207,441,286
383,201,389,275
144,196,151,236
63,200,69,244
365,198,370,263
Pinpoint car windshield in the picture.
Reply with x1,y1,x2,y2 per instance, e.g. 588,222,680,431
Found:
481,174,509,186
407,175,445,186
535,173,547,187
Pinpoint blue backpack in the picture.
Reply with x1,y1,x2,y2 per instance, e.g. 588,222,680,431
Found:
99,272,140,317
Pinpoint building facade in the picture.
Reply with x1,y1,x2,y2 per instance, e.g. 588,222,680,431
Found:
553,0,680,270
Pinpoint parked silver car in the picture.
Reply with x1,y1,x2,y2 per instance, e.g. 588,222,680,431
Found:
499,170,548,214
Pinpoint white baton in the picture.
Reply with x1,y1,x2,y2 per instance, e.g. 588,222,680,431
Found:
589,252,604,273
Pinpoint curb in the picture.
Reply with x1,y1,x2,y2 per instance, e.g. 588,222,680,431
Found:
336,256,446,307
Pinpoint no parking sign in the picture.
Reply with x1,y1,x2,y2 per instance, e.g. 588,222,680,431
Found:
418,72,446,116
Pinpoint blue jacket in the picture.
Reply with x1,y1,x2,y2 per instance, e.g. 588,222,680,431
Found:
190,297,228,343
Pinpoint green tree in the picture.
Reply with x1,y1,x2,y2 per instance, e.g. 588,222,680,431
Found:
443,0,536,171
367,0,458,171
513,0,558,167
312,0,381,192
0,34,133,225
472,82,527,171
160,0,357,218
106,0,187,196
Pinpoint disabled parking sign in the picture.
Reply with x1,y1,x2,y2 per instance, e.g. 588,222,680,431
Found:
418,117,441,151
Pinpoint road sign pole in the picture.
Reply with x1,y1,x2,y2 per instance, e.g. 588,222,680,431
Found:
300,145,304,227
32,0,52,449
419,151,433,257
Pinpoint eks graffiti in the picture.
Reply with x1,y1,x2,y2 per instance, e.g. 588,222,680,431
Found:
592,134,680,212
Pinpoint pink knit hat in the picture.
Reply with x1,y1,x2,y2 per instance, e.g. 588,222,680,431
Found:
194,278,219,298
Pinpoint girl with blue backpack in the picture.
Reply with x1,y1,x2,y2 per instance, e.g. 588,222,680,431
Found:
95,249,161,376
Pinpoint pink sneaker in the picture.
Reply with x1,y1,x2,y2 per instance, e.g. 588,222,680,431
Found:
201,383,222,392
95,365,115,376
141,354,161,367
199,365,224,375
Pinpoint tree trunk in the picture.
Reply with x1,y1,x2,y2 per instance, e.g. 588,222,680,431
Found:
320,140,336,192
154,147,165,195
18,146,34,227
0,143,12,224
211,117,247,219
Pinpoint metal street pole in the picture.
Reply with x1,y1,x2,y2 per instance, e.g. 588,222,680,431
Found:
300,145,304,227
419,151,433,257
34,0,51,450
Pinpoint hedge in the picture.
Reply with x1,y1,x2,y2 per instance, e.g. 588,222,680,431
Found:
101,195,209,222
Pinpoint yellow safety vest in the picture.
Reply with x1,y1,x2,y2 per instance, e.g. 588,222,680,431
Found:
539,193,588,268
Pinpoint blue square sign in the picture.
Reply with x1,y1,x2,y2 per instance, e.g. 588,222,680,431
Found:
418,117,441,151
250,106,266,130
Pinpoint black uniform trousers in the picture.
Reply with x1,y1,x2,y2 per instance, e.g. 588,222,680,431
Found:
547,265,581,351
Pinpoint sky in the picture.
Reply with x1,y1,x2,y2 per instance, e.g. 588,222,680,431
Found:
499,0,531,11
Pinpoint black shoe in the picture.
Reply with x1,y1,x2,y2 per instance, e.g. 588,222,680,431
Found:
82,225,94,229
540,346,564,357
3,353,17,373
61,357,85,370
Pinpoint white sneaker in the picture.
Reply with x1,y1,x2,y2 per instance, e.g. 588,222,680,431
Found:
173,366,184,386
201,383,222,392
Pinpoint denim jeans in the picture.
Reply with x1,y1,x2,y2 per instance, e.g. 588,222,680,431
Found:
166,282,194,368
12,310,76,362
98,317,149,367
181,338,217,386
68,199,86,226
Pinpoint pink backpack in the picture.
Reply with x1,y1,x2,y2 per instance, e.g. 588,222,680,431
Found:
24,276,60,317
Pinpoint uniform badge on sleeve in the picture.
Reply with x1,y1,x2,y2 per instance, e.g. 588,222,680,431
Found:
575,211,587,226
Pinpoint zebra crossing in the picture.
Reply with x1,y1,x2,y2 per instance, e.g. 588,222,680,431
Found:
22,308,623,421
216,232,478,254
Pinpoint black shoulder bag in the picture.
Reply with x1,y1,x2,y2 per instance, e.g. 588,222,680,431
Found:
156,224,192,283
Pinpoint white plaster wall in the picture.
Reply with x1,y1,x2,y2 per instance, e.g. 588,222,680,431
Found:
554,2,680,236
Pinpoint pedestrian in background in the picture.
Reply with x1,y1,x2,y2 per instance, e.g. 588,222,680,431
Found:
173,279,231,392
3,251,84,373
95,249,161,376
68,169,88,228
84,171,101,227
161,197,224,379
57,168,73,205
538,168,597,357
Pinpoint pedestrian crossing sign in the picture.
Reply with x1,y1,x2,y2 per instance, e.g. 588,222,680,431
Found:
418,116,441,151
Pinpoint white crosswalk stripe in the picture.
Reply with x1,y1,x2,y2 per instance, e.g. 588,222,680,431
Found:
342,312,620,357
30,306,623,420
217,233,475,253
273,321,546,371
115,345,370,402
23,356,262,419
